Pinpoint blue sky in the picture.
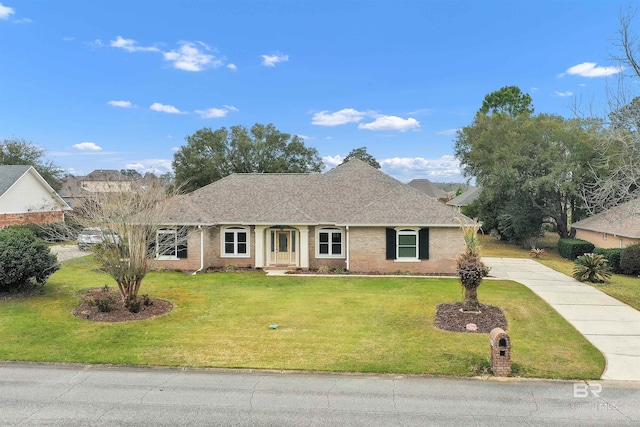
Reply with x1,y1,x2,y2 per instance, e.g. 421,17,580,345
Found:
0,1,629,183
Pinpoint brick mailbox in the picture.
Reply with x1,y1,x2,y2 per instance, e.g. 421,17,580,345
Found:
489,327,511,376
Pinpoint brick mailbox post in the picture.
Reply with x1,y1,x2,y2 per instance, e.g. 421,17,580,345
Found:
489,327,511,376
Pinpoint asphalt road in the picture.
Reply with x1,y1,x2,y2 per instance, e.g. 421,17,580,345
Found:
1,363,639,426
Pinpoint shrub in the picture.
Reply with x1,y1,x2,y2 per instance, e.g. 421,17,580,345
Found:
530,248,546,258
0,227,59,292
593,248,623,274
92,293,117,312
573,253,611,283
620,244,640,276
558,238,595,260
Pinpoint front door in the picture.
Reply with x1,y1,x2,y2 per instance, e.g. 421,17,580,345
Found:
271,229,297,265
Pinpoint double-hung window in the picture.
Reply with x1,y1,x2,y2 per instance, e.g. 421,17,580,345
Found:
397,229,418,260
223,226,249,257
155,228,188,260
317,227,344,257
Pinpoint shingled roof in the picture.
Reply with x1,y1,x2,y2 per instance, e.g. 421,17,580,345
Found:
0,165,31,197
407,178,448,200
447,186,481,208
162,159,471,226
572,199,640,239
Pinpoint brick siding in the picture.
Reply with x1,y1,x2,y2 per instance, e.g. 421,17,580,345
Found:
0,211,64,228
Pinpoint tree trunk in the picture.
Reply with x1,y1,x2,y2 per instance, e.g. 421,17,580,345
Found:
462,287,480,312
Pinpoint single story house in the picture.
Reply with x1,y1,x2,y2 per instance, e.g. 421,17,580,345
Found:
571,200,640,249
154,159,474,274
0,165,71,227
446,186,481,212
407,178,449,202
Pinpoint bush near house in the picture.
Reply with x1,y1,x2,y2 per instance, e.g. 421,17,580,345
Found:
620,244,640,276
558,238,595,260
573,253,612,283
0,227,59,292
593,248,623,274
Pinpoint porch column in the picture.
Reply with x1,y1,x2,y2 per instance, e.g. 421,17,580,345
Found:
254,226,267,268
298,226,309,269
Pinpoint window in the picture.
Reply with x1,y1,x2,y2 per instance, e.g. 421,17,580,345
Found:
386,228,429,262
223,226,250,257
155,228,188,260
397,229,418,260
317,227,343,257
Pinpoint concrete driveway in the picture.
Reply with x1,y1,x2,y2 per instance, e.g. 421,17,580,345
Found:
484,257,640,382
50,244,90,262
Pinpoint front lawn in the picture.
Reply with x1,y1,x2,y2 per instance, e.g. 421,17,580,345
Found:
480,234,640,312
0,256,604,379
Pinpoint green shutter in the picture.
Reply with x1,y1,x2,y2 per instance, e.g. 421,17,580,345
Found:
419,228,429,260
386,228,396,260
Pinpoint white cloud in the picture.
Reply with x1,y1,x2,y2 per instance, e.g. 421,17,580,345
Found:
63,36,74,41
171,146,180,151
380,155,463,182
322,155,344,169
358,116,420,131
110,36,159,53
227,63,237,71
150,103,185,114
437,128,459,136
125,158,173,174
107,100,134,108
564,62,624,78
163,41,222,72
296,134,311,140
312,108,368,126
554,91,574,97
73,142,102,151
261,53,289,67
0,3,14,19
196,107,230,118
13,17,32,24
223,105,239,112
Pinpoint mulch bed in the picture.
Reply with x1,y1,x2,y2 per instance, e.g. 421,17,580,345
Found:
72,288,173,322
434,302,507,333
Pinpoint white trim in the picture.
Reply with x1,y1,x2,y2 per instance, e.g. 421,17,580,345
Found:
221,226,251,258
155,228,179,260
395,227,419,261
315,226,345,259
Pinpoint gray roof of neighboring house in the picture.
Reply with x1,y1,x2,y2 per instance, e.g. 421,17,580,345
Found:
407,178,448,199
59,175,84,198
85,169,124,181
447,186,481,207
162,159,471,227
0,165,31,197
572,200,640,239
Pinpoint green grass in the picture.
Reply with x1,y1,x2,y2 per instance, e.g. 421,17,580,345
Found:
481,233,640,312
0,256,603,379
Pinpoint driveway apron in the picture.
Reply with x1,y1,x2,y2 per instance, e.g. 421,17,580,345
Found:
483,257,640,381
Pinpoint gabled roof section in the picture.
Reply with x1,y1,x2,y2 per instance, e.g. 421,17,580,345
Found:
407,178,448,199
572,199,640,239
162,158,472,226
85,169,129,181
447,186,481,207
0,165,31,197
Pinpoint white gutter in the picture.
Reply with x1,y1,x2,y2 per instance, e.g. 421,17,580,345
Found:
346,225,350,271
192,226,205,275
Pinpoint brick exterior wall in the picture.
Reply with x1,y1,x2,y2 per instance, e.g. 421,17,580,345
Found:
308,225,348,270
348,226,462,274
0,211,64,228
489,327,511,377
574,229,639,249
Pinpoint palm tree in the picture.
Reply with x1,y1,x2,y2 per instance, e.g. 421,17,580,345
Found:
455,218,485,312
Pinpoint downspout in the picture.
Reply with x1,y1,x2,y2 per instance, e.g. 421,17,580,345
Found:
346,225,350,271
191,226,205,275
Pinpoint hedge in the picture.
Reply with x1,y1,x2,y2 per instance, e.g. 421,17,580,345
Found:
593,248,623,274
620,244,640,276
558,238,595,260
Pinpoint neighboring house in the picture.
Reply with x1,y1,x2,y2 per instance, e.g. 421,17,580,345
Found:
154,159,474,274
60,170,136,207
447,186,481,212
0,165,71,227
571,200,640,249
407,178,449,202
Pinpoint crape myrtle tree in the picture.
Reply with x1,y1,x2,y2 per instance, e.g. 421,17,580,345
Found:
69,177,184,311
454,86,600,245
582,9,640,215
340,146,381,169
173,123,324,193
1,138,64,190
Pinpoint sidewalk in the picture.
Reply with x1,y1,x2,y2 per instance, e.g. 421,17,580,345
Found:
483,257,640,381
